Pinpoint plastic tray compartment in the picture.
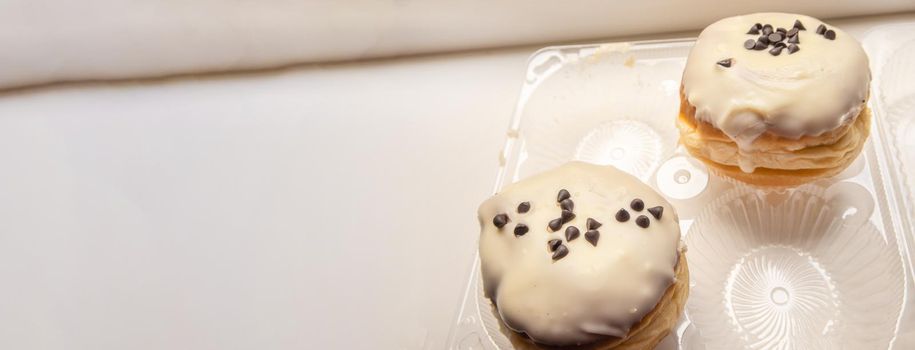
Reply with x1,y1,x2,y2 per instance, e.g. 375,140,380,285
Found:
448,35,915,350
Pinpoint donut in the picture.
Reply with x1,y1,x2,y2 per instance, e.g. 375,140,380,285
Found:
678,13,871,187
477,162,688,348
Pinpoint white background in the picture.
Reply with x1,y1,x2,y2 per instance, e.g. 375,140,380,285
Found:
0,8,914,350
2,1,915,89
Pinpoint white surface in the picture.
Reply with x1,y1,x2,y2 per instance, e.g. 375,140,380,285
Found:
0,12,912,350
3,1,915,89
0,51,527,349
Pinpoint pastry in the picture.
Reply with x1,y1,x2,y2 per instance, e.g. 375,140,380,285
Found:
678,13,871,186
478,162,688,349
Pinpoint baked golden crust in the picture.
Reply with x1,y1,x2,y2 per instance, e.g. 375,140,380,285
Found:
678,88,861,152
504,252,689,350
677,89,870,187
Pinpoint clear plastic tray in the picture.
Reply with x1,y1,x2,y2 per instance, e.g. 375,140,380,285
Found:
448,25,915,350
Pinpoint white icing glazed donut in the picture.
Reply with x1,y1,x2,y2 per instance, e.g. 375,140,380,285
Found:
478,162,685,347
680,13,871,178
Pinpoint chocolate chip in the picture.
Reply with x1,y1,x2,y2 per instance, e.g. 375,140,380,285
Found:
794,20,806,31
648,206,663,220
557,189,570,202
586,218,602,230
493,214,509,228
517,202,530,214
824,30,836,40
788,44,800,54
754,41,768,50
514,223,529,236
787,27,799,37
774,42,787,49
630,199,644,211
565,226,580,241
636,215,650,228
753,23,762,30
769,46,783,56
559,199,574,211
788,35,800,44
744,39,756,50
762,24,773,35
585,230,599,246
716,58,733,68
552,244,569,260
560,209,576,223
615,208,630,222
747,27,760,35
776,27,786,35
757,35,770,45
768,33,783,43
816,24,826,35
548,218,563,232
548,239,562,252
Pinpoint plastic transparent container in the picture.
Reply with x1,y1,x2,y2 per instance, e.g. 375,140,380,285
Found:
448,24,915,350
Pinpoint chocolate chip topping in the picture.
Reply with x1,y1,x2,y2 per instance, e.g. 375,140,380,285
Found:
585,230,600,246
615,208,630,222
552,244,569,260
636,215,650,228
753,23,762,30
747,27,760,35
514,223,529,236
493,214,509,228
824,29,836,40
560,209,576,223
565,226,580,241
557,189,571,202
648,206,663,220
744,39,756,50
586,218,602,230
559,199,574,211
769,46,783,56
548,218,563,232
744,19,817,55
630,198,644,211
768,33,783,43
548,239,562,252
517,202,530,214
716,58,733,68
